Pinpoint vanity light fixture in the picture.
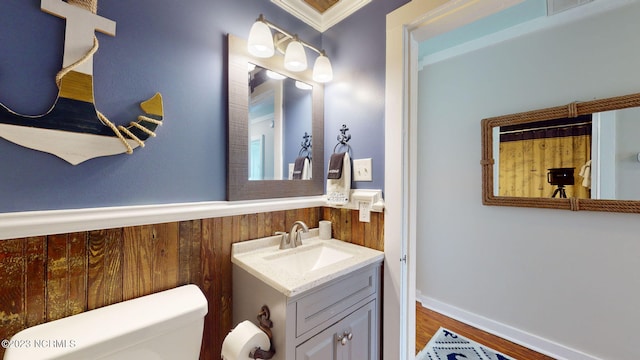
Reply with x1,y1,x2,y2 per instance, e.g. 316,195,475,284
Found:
284,36,307,72
313,52,333,83
247,14,333,82
247,17,275,58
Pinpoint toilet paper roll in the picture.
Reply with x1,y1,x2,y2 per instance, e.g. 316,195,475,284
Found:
221,320,270,360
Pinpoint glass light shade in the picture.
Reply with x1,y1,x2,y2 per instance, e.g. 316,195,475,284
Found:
284,40,307,72
312,54,333,83
247,21,274,58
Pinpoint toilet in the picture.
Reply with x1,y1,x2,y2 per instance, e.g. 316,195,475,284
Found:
3,284,208,360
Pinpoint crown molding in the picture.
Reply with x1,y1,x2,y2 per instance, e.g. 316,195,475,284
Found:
409,0,525,43
271,0,371,32
417,0,634,69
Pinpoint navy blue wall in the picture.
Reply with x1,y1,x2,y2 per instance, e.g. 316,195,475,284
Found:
323,0,408,192
0,0,319,212
0,0,406,213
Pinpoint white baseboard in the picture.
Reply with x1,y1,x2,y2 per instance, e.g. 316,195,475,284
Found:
416,291,602,360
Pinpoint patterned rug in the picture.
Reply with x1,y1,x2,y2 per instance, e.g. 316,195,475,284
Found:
417,327,516,360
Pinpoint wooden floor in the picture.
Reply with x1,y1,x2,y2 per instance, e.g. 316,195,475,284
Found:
416,303,556,359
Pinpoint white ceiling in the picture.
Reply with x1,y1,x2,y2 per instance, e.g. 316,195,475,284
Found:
271,0,372,32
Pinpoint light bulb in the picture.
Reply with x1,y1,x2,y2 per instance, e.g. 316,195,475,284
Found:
312,54,333,83
284,40,307,72
247,20,274,58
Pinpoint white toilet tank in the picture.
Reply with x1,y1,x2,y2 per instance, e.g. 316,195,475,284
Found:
3,284,208,360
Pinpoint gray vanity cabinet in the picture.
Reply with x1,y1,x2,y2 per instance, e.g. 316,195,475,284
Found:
232,261,381,360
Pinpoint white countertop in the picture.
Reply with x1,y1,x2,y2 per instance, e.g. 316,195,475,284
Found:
231,229,384,297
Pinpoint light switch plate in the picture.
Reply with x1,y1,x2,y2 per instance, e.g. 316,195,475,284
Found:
353,158,372,181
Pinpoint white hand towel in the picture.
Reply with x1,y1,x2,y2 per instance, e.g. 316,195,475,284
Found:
327,152,351,205
579,160,591,188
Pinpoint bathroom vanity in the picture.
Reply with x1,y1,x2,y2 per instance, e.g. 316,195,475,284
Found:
231,231,383,360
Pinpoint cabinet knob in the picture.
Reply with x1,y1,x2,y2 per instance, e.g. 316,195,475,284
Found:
336,334,346,346
337,331,353,346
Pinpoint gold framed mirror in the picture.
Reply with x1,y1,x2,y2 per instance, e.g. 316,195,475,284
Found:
481,92,640,213
227,34,324,201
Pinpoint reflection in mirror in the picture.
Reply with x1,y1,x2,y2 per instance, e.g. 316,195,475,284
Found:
592,107,640,200
494,115,592,199
481,92,640,213
493,108,640,200
248,64,313,180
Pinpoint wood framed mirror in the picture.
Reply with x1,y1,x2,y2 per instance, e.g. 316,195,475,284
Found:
481,92,640,213
227,34,324,201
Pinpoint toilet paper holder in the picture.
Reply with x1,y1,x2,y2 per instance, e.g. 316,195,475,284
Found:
249,305,276,359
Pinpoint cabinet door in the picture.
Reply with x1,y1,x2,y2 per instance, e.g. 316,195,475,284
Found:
296,300,378,360
341,300,377,360
295,325,337,360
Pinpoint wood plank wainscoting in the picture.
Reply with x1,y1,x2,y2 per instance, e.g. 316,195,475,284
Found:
0,207,383,359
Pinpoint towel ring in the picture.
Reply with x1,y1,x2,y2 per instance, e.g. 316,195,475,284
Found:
299,132,312,160
333,124,352,155
299,148,312,159
333,143,352,155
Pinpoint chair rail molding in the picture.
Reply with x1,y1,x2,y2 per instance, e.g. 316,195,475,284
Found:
0,196,326,240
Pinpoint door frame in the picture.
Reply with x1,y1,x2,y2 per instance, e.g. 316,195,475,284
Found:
383,1,524,358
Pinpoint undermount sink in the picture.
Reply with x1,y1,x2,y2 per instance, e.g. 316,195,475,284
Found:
231,228,384,297
263,242,354,274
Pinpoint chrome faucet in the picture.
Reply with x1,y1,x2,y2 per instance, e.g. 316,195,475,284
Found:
277,221,309,249
289,220,309,248
276,231,289,250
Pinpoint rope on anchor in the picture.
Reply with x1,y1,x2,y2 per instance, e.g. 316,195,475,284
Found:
55,36,99,88
129,122,156,137
55,35,135,153
68,0,98,14
113,116,165,150
54,0,162,155
117,126,144,149
138,116,163,126
97,111,134,154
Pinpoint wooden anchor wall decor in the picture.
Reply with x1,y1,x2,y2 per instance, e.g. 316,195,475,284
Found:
0,0,164,165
